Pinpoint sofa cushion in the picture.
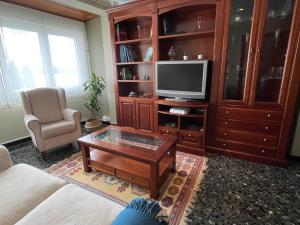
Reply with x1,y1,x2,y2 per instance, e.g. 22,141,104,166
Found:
16,184,124,225
27,88,63,124
41,120,76,139
0,164,66,225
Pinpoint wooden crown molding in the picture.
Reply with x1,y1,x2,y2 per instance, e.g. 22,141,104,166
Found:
1,0,98,21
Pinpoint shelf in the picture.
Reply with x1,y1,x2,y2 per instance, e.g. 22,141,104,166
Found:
118,80,153,83
159,30,214,40
158,110,204,118
157,99,209,108
116,61,153,66
115,38,152,45
159,126,204,134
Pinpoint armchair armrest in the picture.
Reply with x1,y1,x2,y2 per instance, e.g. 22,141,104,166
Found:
0,145,12,173
62,108,82,123
24,114,41,132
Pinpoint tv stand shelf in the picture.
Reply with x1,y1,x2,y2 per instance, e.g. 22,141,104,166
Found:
155,98,208,156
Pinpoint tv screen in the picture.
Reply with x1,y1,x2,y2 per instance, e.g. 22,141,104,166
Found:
157,63,203,92
155,60,209,99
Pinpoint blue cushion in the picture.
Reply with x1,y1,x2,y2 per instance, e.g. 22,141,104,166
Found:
111,198,168,225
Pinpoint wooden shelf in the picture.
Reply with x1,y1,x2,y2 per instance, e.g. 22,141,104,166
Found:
157,99,209,108
118,80,152,83
115,38,152,45
159,126,204,134
116,61,153,66
159,30,215,40
158,110,204,118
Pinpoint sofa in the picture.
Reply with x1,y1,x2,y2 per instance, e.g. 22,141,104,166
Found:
0,145,124,225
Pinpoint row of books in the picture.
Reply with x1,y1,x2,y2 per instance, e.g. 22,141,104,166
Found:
120,45,137,63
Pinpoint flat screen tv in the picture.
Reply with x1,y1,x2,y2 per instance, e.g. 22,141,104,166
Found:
155,60,211,100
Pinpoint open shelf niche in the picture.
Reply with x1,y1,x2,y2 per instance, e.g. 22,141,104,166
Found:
158,5,216,61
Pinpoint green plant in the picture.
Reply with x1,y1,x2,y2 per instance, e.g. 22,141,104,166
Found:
83,73,106,119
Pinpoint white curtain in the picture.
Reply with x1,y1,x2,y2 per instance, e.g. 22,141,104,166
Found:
0,2,89,107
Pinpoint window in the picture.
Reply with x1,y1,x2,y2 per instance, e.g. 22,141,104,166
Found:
0,2,89,107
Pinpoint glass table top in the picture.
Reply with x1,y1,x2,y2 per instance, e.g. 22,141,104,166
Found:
91,128,166,151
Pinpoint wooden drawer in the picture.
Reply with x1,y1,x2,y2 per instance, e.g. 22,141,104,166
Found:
216,129,278,148
216,107,282,122
159,127,177,136
179,131,203,148
215,139,277,158
89,160,115,176
216,118,281,135
116,170,149,188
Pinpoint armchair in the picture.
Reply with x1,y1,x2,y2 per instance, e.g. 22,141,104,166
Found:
21,88,82,159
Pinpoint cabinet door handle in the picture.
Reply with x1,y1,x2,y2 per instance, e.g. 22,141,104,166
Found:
261,150,265,153
188,134,192,137
166,130,169,134
263,138,267,142
226,110,230,114
224,132,227,136
267,114,271,118
225,121,229,125
223,143,226,147
265,126,269,130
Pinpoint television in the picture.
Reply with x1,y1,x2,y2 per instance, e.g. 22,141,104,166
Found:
155,60,211,100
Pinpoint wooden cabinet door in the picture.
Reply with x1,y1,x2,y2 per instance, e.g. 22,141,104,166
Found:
249,0,299,107
135,100,153,132
218,0,261,104
119,98,136,128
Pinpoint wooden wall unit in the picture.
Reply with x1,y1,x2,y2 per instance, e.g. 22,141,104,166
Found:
107,0,300,165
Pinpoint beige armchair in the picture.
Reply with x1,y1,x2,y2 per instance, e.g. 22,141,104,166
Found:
21,88,82,159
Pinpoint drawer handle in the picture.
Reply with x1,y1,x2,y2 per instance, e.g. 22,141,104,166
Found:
188,134,192,137
263,138,268,142
223,143,226,147
167,151,170,155
261,150,265,153
225,121,229,125
166,130,169,134
267,114,271,118
226,110,230,114
265,126,269,130
224,132,227,136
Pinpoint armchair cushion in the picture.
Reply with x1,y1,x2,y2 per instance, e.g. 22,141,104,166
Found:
0,145,12,173
41,120,76,139
26,88,63,124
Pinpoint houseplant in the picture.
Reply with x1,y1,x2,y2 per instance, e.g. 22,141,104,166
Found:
83,72,106,132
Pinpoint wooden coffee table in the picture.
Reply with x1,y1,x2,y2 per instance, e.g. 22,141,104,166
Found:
78,125,177,199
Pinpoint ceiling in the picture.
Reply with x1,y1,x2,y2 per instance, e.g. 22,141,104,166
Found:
89,0,136,8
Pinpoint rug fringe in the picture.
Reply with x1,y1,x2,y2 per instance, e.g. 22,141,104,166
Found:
178,157,208,225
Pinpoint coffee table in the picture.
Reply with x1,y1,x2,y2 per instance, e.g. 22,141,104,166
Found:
77,125,177,199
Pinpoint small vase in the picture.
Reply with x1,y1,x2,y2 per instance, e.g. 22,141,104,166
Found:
168,45,176,60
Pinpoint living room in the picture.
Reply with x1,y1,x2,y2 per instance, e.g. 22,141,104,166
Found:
0,0,300,225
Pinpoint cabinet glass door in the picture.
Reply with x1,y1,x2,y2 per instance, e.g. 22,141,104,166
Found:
254,0,295,103
222,0,255,101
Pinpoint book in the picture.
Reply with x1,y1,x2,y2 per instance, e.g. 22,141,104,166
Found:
143,47,153,61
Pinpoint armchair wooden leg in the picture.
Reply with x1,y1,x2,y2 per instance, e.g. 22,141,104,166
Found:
41,152,47,161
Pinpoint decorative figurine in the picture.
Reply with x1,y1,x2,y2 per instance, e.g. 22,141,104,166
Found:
168,45,176,60
183,53,188,60
129,91,138,97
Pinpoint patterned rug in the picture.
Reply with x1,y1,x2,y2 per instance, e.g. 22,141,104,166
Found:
47,151,206,225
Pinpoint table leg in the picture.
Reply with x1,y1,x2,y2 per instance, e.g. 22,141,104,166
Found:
172,145,176,173
79,142,92,173
150,163,159,200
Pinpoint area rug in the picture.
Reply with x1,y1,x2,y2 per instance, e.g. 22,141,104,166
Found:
46,151,206,225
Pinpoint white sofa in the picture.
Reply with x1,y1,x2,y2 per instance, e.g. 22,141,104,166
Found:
0,145,124,225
